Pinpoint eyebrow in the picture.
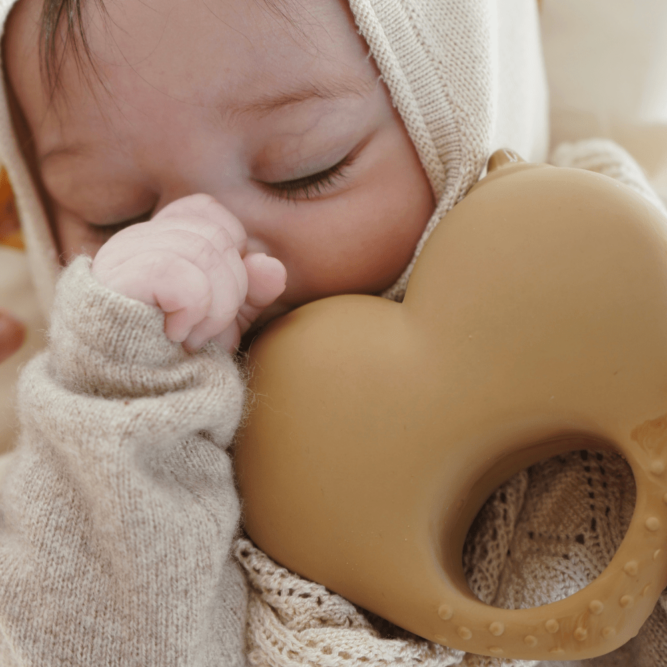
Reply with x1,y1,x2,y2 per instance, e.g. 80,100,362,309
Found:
225,76,378,119
40,77,378,166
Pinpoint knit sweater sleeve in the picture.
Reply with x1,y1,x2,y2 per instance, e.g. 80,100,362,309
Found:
0,256,248,667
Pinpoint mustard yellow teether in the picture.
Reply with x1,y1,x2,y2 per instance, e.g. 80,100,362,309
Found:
236,150,667,660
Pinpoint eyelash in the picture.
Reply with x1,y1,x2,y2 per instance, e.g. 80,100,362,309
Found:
87,212,151,241
259,152,356,203
88,153,356,238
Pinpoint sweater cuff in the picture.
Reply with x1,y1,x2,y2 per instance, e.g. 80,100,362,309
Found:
47,255,206,398
549,138,667,216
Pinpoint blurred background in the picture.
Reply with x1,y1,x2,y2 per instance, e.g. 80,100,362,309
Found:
542,0,667,203
1,0,667,455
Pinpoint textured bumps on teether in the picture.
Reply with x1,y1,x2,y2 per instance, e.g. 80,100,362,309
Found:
236,150,667,660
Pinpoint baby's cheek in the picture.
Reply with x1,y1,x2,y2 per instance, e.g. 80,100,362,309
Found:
337,118,434,293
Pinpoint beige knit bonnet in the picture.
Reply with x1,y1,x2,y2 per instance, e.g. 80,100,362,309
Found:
0,0,549,314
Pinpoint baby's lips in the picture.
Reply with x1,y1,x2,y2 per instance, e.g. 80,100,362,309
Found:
0,310,25,363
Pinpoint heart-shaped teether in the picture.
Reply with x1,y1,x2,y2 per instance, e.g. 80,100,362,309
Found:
236,150,667,660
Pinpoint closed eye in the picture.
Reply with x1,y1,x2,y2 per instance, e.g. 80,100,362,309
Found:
86,210,153,241
258,151,357,203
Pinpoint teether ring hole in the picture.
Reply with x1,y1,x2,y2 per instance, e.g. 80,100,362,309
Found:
464,446,635,609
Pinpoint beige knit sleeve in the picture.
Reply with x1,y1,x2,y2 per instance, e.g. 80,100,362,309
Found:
0,256,248,667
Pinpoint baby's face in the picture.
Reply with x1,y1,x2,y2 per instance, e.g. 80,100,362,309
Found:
5,0,434,317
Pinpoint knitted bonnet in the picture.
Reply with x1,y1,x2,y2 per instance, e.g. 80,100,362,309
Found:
0,0,548,314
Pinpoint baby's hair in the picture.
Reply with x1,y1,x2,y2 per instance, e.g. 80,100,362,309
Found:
38,0,299,96
39,0,106,94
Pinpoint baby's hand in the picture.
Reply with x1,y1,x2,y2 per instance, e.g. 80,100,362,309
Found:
91,195,286,353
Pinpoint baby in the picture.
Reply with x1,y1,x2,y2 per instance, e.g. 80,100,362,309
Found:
0,0,664,665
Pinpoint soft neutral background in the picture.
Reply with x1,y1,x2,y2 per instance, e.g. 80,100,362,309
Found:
541,0,667,205
1,0,667,457
0,247,44,455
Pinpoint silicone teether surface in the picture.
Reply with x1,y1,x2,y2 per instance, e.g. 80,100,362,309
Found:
236,154,667,660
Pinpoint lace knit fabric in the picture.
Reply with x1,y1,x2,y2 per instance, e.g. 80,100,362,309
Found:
235,140,667,667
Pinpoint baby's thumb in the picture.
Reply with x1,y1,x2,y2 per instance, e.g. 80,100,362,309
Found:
243,253,287,311
0,309,25,364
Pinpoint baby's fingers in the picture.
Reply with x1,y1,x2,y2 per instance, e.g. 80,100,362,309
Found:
212,254,286,353
182,246,249,351
121,253,214,343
